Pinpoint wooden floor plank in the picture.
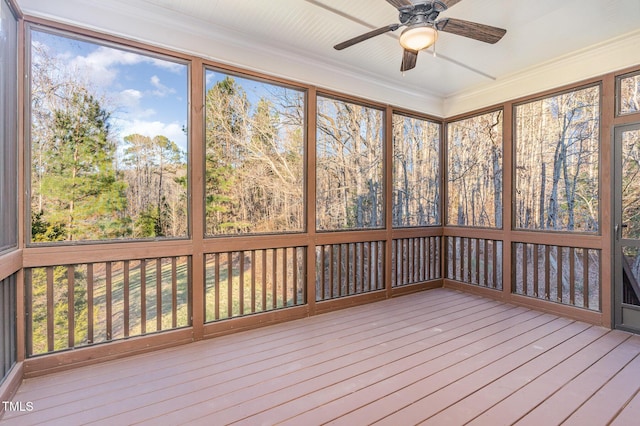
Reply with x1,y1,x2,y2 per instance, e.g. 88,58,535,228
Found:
371,321,591,426
21,289,450,395
277,308,541,426
443,329,631,425
21,289,450,396
21,290,456,397
611,388,640,425
310,314,566,426
5,291,484,424
563,348,640,425
217,306,535,426
517,335,640,425
104,299,510,425
424,326,609,425
1,289,639,426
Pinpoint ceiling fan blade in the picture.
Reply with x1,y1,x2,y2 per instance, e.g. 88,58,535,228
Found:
436,18,507,44
334,24,400,50
439,0,464,9
386,0,413,9
401,49,418,72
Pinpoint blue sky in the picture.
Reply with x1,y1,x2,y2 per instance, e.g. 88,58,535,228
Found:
206,69,272,105
205,68,296,114
30,29,310,158
32,30,189,153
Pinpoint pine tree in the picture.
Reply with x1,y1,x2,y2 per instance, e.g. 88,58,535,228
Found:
204,76,249,234
40,90,128,241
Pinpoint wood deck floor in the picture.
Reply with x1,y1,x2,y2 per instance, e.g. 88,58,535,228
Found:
3,288,640,425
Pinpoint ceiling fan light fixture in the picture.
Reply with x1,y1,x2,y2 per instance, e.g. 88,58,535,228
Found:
399,24,438,51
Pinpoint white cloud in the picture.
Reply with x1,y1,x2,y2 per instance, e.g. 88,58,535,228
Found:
117,89,143,108
69,46,146,86
150,75,175,97
206,71,217,87
113,90,156,120
115,118,187,151
151,57,186,74
37,35,188,151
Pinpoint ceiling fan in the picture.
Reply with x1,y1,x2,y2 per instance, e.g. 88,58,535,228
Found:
333,0,507,72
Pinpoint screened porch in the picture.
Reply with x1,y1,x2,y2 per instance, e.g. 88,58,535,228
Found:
2,0,640,423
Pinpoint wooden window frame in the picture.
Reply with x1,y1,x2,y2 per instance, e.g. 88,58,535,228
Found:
24,22,192,247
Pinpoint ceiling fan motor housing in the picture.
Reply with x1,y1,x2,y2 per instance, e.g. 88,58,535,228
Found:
398,1,445,25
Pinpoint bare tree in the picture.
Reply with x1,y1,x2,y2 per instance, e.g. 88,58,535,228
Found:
447,110,503,228
515,86,599,232
620,73,640,114
204,74,304,235
392,114,440,227
316,97,384,230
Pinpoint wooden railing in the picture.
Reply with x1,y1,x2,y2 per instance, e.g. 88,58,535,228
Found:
315,241,385,301
25,256,191,356
1,273,17,383
392,236,441,287
204,247,306,321
512,243,601,311
19,236,606,360
446,237,503,291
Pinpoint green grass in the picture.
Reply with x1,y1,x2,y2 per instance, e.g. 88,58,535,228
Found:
29,258,190,355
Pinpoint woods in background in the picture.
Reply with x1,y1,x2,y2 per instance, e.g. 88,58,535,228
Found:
204,74,305,235
316,97,384,230
393,114,440,227
515,86,600,232
447,110,503,228
31,50,445,243
30,31,608,243
30,35,188,242
446,85,600,233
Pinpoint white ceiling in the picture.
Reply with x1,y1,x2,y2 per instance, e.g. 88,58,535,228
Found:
15,0,640,117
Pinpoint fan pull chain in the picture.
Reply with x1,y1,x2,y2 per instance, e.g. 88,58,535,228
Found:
432,35,438,57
